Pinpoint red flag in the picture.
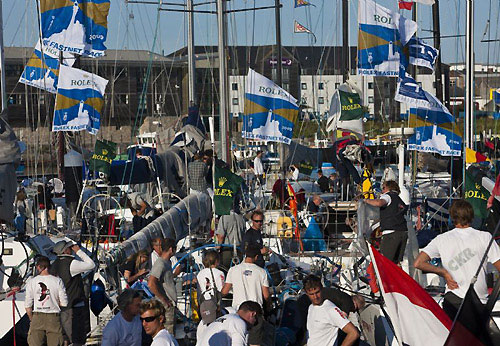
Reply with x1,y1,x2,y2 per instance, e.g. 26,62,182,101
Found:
369,245,452,345
398,0,413,10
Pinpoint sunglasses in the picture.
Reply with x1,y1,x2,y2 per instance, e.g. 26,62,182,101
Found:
140,315,159,323
252,219,264,223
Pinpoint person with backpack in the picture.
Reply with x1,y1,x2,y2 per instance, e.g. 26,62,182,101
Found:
196,250,225,339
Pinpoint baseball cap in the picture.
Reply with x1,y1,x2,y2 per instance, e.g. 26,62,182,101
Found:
200,300,218,324
52,240,73,255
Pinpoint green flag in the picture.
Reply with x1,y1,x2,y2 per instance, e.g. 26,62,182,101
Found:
339,90,363,121
464,168,490,219
214,166,244,215
90,139,116,176
298,160,314,175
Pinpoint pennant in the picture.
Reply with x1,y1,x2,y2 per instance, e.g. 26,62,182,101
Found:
465,148,490,164
398,1,413,10
53,64,108,135
327,83,364,134
369,244,452,345
242,69,299,145
294,0,315,8
40,0,110,58
407,36,439,70
294,20,317,43
357,0,417,76
213,166,244,216
89,139,116,176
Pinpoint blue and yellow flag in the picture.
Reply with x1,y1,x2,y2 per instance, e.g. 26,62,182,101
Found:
40,0,110,58
53,64,108,135
357,0,417,76
242,69,299,145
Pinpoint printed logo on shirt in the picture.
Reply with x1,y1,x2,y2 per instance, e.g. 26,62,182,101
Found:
335,307,348,319
447,248,475,271
204,277,211,290
243,270,253,276
38,282,51,305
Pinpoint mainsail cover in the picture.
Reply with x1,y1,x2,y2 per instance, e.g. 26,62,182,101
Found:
40,0,110,58
326,82,364,135
106,192,212,266
242,69,299,144
53,64,108,135
358,0,417,76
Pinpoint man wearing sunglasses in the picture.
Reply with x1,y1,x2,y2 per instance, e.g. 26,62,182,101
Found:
243,210,272,268
140,299,178,346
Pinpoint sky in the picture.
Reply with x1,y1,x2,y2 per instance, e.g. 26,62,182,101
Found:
2,0,500,65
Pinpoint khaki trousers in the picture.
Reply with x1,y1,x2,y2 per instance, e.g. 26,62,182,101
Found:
28,312,64,346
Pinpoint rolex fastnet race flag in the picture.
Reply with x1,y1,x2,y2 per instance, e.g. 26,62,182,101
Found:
90,139,116,175
40,0,110,58
369,244,452,346
358,0,417,76
243,69,299,145
53,64,108,135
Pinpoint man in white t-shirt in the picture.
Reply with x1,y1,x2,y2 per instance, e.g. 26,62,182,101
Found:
140,299,178,346
196,300,262,346
414,199,500,321
222,244,270,345
304,275,359,346
253,150,265,188
102,289,143,346
25,256,68,346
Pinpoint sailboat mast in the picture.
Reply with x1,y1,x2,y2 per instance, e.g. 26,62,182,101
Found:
0,0,7,113
465,0,474,149
217,0,230,163
187,0,196,104
432,0,443,101
342,0,348,82
275,0,282,86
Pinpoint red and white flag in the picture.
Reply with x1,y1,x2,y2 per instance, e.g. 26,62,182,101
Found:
398,1,413,10
369,244,452,346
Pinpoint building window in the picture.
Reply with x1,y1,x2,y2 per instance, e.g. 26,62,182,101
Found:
318,82,324,90
117,94,129,104
8,94,22,105
318,97,324,104
384,82,389,89
283,68,290,81
232,98,239,105
283,83,289,91
232,83,238,91
368,96,374,103
301,83,307,90
368,82,374,89
335,83,340,89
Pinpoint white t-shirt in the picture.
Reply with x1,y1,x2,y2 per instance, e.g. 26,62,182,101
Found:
226,262,269,309
151,329,178,346
422,227,500,302
196,313,248,346
307,300,350,346
254,156,264,175
292,168,299,181
101,312,142,346
197,267,225,300
25,274,68,313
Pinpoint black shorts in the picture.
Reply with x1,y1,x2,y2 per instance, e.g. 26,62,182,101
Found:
380,231,408,264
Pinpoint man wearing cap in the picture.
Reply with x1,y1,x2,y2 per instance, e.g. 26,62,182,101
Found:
102,289,143,346
50,240,95,346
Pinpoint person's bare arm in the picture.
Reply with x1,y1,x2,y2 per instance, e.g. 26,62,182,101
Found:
363,198,387,207
25,307,33,321
124,268,148,284
340,322,360,346
137,202,147,216
414,251,458,290
493,259,500,272
148,275,171,307
221,282,232,296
